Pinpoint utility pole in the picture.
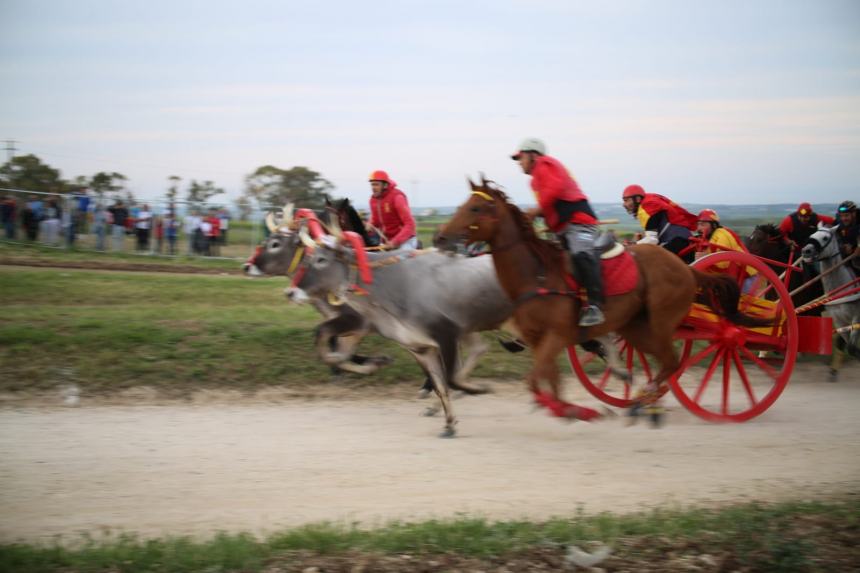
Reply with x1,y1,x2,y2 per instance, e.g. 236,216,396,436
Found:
3,140,17,163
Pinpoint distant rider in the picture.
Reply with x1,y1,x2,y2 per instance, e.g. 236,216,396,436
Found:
622,184,698,263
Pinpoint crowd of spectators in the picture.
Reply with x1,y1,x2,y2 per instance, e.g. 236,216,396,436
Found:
0,192,232,257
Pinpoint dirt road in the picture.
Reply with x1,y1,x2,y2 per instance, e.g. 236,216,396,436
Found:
1,365,858,544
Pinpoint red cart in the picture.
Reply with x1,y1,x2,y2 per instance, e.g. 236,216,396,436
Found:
568,246,836,423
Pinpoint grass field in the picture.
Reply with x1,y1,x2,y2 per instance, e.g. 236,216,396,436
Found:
0,265,532,396
1,499,857,572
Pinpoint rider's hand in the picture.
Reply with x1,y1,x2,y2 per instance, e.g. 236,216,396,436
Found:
383,240,395,250
524,207,542,222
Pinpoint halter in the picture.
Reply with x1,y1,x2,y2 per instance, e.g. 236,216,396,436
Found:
808,229,840,261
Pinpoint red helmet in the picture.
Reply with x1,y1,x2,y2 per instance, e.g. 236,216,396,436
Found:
697,209,720,223
368,170,393,185
796,202,813,216
622,184,646,199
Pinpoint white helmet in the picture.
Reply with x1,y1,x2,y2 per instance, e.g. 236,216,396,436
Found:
510,137,546,160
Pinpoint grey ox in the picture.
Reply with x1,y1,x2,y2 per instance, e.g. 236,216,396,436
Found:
245,224,520,437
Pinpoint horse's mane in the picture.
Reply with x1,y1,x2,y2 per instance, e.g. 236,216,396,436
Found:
479,183,565,268
755,223,781,238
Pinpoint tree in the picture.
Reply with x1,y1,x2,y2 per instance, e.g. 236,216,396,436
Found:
89,172,127,199
235,195,252,221
166,175,181,203
0,154,67,193
185,179,224,206
243,165,333,209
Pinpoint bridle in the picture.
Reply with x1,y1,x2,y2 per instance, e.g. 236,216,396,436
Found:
466,190,521,254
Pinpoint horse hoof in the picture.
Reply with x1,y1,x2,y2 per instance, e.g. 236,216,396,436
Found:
648,408,664,428
417,388,433,399
422,406,439,417
439,427,457,439
828,369,838,383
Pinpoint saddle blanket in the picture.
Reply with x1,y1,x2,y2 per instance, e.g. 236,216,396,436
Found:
566,250,639,297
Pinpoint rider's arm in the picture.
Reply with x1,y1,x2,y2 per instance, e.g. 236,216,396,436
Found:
637,231,659,245
388,194,416,248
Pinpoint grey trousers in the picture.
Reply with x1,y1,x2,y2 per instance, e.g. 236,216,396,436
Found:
557,224,598,253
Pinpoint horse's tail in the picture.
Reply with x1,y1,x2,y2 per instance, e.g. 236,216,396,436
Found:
692,270,772,328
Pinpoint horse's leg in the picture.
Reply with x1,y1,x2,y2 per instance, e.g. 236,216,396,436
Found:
619,324,680,427
531,330,602,422
407,345,457,438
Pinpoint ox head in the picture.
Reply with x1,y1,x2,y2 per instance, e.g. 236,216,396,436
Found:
802,227,839,264
243,203,306,276
243,205,370,305
435,176,503,253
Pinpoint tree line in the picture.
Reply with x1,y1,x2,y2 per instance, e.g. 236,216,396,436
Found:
0,154,334,220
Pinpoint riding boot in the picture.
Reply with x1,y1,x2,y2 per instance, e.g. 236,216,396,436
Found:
572,252,606,327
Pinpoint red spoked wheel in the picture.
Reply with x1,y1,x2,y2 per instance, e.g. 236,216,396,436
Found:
669,251,798,422
568,338,686,408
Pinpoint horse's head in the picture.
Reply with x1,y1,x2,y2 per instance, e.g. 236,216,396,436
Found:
746,223,785,259
802,227,839,264
435,176,505,252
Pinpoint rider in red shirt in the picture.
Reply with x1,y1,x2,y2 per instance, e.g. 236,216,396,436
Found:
622,184,698,263
778,202,835,254
512,138,604,327
367,170,417,250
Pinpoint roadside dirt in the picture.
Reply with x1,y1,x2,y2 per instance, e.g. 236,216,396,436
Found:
1,363,858,544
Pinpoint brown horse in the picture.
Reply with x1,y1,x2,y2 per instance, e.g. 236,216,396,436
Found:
436,178,765,422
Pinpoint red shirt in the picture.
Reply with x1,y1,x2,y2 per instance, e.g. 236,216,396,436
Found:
369,186,416,247
206,216,221,237
778,213,834,238
637,194,698,231
530,155,596,231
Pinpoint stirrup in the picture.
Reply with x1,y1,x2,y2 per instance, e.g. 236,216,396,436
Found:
578,305,605,327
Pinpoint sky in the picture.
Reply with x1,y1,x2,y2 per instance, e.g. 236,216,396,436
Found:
1,0,859,209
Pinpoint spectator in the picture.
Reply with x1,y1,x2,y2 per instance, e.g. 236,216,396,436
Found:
198,216,212,256
42,197,62,246
205,208,221,256
153,214,164,254
135,204,152,251
20,201,38,241
75,192,90,234
108,199,129,251
0,195,16,239
218,209,230,246
184,209,202,255
93,201,109,251
165,212,179,255
27,195,43,221
62,198,76,247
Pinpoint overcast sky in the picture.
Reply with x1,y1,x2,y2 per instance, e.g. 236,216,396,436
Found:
1,0,858,208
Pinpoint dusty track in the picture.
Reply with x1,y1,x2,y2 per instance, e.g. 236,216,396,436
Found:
1,364,858,543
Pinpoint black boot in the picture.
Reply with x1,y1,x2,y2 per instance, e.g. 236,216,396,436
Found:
573,252,605,327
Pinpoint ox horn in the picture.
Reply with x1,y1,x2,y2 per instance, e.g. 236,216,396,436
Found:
298,226,318,249
265,212,278,232
329,212,343,239
282,202,294,224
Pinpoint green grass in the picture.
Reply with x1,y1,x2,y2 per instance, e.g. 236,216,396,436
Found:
1,499,856,572
0,266,531,395
0,241,242,272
